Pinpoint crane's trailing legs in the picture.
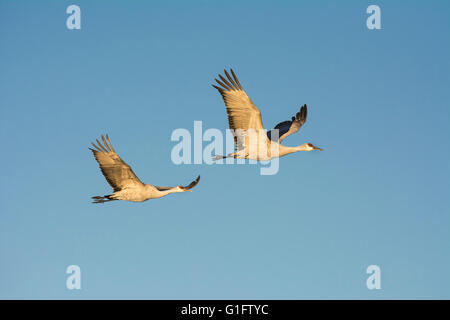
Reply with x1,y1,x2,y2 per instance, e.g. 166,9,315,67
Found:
91,195,117,204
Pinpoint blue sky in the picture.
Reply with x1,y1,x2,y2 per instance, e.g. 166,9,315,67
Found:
1,0,449,299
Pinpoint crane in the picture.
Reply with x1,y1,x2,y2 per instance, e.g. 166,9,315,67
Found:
89,134,200,203
212,69,323,160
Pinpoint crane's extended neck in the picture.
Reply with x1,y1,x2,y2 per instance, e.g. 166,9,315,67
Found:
143,185,184,199
157,186,188,198
279,143,312,156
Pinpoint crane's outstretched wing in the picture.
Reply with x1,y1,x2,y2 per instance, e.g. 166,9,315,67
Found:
89,134,144,192
212,69,265,150
155,175,200,192
267,104,307,143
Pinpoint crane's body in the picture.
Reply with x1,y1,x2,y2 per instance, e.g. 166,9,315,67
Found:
101,184,184,202
212,69,322,161
216,140,316,161
90,135,200,203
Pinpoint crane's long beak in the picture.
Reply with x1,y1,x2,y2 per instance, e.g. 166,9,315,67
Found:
314,147,323,151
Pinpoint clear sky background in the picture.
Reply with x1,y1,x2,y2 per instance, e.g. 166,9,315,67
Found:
1,0,449,299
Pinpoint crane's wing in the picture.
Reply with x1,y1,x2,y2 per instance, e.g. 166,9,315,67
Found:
267,104,307,143
89,134,144,192
212,69,265,150
155,175,200,191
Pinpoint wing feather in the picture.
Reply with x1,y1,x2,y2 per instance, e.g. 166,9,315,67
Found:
212,69,266,150
89,135,144,192
154,175,200,192
267,104,308,143
182,175,200,190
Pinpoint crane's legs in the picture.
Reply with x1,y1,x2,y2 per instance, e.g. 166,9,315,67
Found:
91,195,117,204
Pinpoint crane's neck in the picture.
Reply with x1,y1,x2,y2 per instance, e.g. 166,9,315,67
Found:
158,188,182,197
279,143,310,156
144,185,182,199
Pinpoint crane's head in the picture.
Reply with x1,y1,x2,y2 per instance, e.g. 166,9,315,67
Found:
305,143,323,151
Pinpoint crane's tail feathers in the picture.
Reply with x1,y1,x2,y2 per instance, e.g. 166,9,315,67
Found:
91,195,116,204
